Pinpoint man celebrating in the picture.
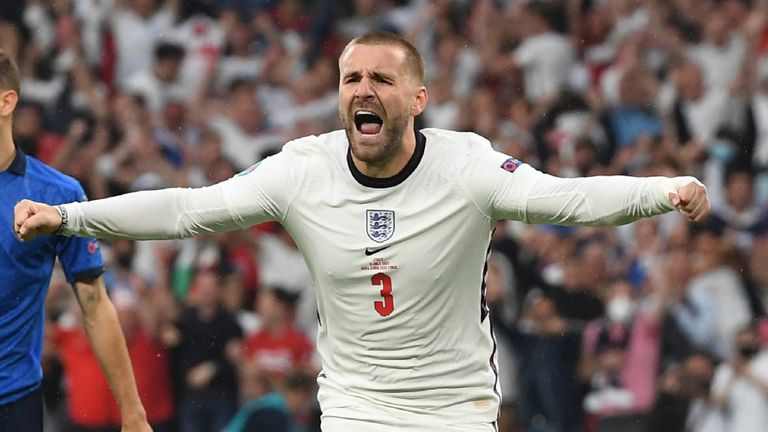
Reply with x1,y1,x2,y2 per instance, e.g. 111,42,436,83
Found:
14,32,708,432
0,51,151,431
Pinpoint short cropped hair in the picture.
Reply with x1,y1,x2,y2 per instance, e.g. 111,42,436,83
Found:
341,31,426,85
0,50,20,94
154,41,185,62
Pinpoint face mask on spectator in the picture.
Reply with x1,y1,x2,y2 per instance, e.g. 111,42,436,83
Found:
607,295,634,324
116,253,134,269
739,344,761,359
689,376,712,397
709,139,735,163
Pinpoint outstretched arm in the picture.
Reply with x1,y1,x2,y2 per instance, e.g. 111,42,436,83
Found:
521,171,709,225
14,152,295,241
462,146,709,225
14,185,242,241
73,277,151,432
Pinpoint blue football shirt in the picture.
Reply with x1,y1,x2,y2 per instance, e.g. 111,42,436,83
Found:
0,148,104,404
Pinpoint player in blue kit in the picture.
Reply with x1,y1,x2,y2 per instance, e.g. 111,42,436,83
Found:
0,51,150,432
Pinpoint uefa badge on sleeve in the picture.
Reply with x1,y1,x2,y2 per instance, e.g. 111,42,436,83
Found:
237,162,261,176
366,210,395,243
500,158,522,173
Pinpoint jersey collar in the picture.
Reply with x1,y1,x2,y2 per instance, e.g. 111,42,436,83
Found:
4,146,26,176
347,129,426,189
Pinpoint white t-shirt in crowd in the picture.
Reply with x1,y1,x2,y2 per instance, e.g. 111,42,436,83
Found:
208,116,285,170
711,351,768,432
124,69,188,114
111,7,175,87
514,32,575,103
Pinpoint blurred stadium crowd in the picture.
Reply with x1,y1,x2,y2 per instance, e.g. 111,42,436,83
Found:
3,0,768,431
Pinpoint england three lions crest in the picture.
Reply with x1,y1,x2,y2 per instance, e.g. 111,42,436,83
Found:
366,210,395,243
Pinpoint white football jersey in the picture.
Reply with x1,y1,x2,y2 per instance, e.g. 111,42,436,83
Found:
62,127,688,426
231,128,523,424
213,127,676,424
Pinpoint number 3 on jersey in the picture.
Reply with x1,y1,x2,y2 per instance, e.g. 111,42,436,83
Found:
372,273,394,317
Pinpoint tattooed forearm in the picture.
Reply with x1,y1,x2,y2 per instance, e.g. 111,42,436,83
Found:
75,282,100,306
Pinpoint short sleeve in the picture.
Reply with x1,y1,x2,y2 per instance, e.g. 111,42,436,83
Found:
710,364,733,398
459,149,544,222
514,39,535,66
228,316,244,342
56,184,105,284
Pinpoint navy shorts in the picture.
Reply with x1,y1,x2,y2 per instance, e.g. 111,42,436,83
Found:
0,387,43,432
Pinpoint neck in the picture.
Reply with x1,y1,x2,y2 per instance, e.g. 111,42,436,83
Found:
0,123,14,171
351,128,416,178
197,304,218,320
266,320,288,334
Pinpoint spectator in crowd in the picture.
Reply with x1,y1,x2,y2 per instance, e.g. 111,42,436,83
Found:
53,299,123,432
510,2,575,105
669,61,731,152
514,295,583,432
687,222,752,359
125,41,188,115
110,0,180,88
113,289,176,432
579,277,670,432
644,352,717,432
257,224,316,336
209,79,284,170
661,247,718,365
167,268,243,432
244,286,315,384
546,244,606,324
708,323,768,432
710,166,768,249
54,285,178,432
225,365,317,432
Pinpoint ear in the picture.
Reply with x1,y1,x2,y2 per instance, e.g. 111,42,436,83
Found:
0,90,18,117
410,86,428,117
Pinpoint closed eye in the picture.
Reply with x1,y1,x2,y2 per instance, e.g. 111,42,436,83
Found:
343,72,361,84
371,73,393,84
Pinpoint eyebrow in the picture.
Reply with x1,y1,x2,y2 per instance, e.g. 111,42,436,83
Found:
343,71,362,81
371,71,394,82
342,70,396,82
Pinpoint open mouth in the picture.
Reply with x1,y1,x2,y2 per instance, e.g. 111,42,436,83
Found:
354,110,384,135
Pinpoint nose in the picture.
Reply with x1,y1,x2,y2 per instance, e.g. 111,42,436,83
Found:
354,77,374,99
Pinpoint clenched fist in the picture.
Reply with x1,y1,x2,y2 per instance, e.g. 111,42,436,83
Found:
669,181,710,222
13,200,63,241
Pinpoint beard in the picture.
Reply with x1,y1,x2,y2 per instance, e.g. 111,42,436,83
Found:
344,107,410,167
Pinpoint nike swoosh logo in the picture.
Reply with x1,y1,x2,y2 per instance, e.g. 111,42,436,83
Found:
365,245,391,256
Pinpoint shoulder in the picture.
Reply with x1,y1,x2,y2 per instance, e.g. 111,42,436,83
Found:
280,130,346,157
422,128,492,148
272,130,347,171
421,128,493,159
24,156,86,201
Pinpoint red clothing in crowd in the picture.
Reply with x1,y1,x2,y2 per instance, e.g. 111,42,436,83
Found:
55,326,117,428
55,325,174,426
244,326,313,376
125,328,175,424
